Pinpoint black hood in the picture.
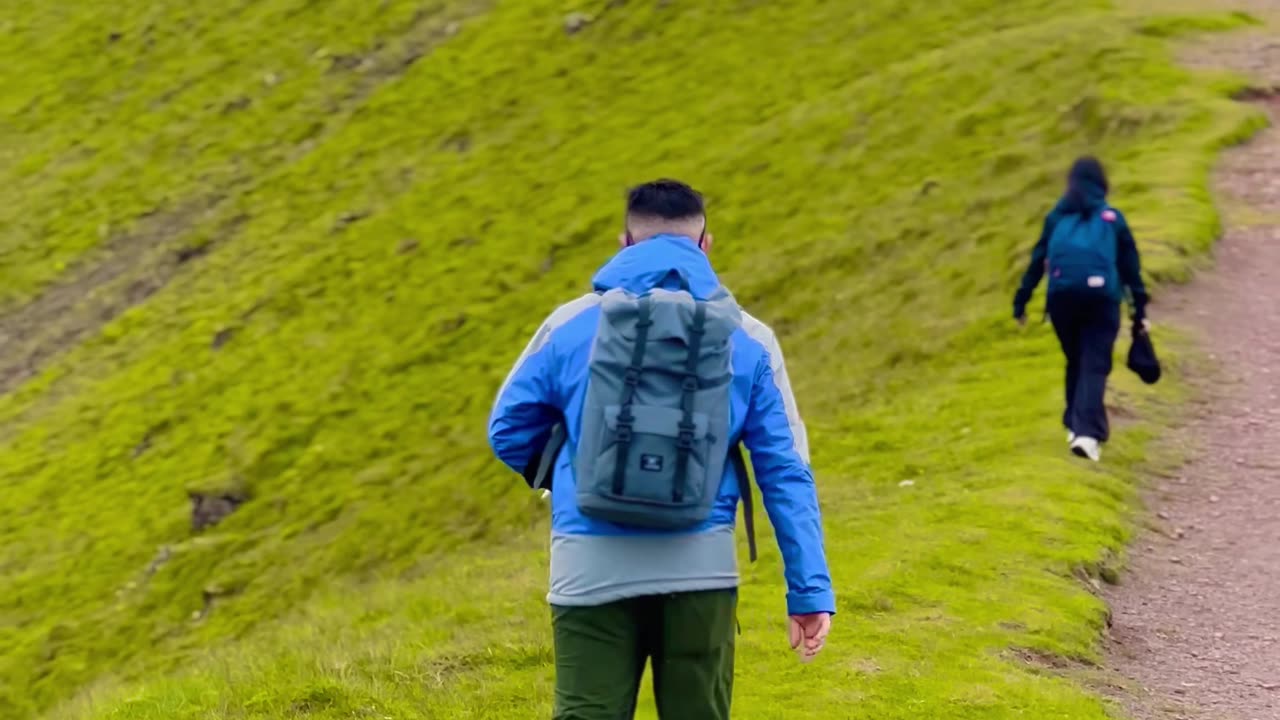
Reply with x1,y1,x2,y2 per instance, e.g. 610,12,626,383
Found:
1058,157,1109,215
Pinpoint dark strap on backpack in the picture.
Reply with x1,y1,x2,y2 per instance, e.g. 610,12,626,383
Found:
524,422,567,491
671,300,707,502
611,296,653,496
731,444,757,562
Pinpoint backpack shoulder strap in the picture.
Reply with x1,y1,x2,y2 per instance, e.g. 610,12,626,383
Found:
731,444,758,563
525,422,567,491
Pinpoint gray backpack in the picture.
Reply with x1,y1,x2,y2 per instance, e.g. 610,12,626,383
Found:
574,276,745,532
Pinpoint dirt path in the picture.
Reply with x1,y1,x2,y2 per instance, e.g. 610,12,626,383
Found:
1104,20,1280,720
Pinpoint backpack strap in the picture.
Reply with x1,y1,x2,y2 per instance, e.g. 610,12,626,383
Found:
611,296,653,496
671,300,707,503
730,444,758,563
524,422,567,491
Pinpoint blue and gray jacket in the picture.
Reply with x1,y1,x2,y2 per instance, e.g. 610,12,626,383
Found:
488,235,836,616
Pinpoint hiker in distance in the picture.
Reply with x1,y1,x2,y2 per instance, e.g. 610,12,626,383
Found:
488,179,835,719
1013,156,1150,462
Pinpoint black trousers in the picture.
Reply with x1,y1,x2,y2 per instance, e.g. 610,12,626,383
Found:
1047,292,1121,442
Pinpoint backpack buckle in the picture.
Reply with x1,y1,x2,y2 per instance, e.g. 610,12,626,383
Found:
677,421,697,448
681,377,698,393
623,368,641,386
615,424,633,443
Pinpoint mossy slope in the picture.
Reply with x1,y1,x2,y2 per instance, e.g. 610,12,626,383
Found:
0,1,1264,718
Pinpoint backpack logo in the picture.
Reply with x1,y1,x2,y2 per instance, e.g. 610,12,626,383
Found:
1087,276,1106,288
639,454,664,472
1101,209,1117,222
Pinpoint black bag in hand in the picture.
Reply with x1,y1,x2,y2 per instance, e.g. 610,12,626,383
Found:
1127,324,1161,385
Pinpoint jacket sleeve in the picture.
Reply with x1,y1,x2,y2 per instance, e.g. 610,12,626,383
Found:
743,350,835,617
1115,214,1150,319
488,320,561,476
1013,215,1053,317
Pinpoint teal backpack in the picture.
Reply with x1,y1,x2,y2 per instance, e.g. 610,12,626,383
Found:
537,272,756,558
1046,209,1122,300
526,273,761,560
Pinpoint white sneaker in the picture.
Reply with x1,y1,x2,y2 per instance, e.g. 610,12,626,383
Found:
1070,436,1101,462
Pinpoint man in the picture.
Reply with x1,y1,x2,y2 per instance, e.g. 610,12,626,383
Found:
489,179,835,719
1013,156,1150,462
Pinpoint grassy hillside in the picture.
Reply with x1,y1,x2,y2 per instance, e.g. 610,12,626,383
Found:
0,0,1264,718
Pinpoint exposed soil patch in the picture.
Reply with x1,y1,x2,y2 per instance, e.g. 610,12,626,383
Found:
0,5,488,399
188,489,249,532
1103,89,1280,720
1007,646,1094,672
0,199,237,395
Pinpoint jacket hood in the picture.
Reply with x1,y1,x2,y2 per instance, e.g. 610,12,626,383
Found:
591,234,721,299
1057,178,1108,215
1057,161,1109,215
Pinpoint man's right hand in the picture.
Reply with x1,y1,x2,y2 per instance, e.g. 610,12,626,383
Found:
1015,314,1028,328
788,612,832,663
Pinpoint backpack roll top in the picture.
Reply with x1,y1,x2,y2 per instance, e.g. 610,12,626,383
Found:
575,283,741,530
1046,210,1122,300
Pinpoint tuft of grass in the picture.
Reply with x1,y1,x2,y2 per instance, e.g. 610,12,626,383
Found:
1137,10,1261,37
0,1,1264,718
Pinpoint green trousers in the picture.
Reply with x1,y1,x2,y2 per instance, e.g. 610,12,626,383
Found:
550,588,737,720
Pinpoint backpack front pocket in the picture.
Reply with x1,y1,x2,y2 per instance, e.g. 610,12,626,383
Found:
591,404,710,510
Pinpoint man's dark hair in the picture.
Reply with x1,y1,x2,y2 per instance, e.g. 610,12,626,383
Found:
626,179,705,220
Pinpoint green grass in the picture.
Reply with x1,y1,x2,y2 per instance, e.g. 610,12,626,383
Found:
0,0,1266,718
